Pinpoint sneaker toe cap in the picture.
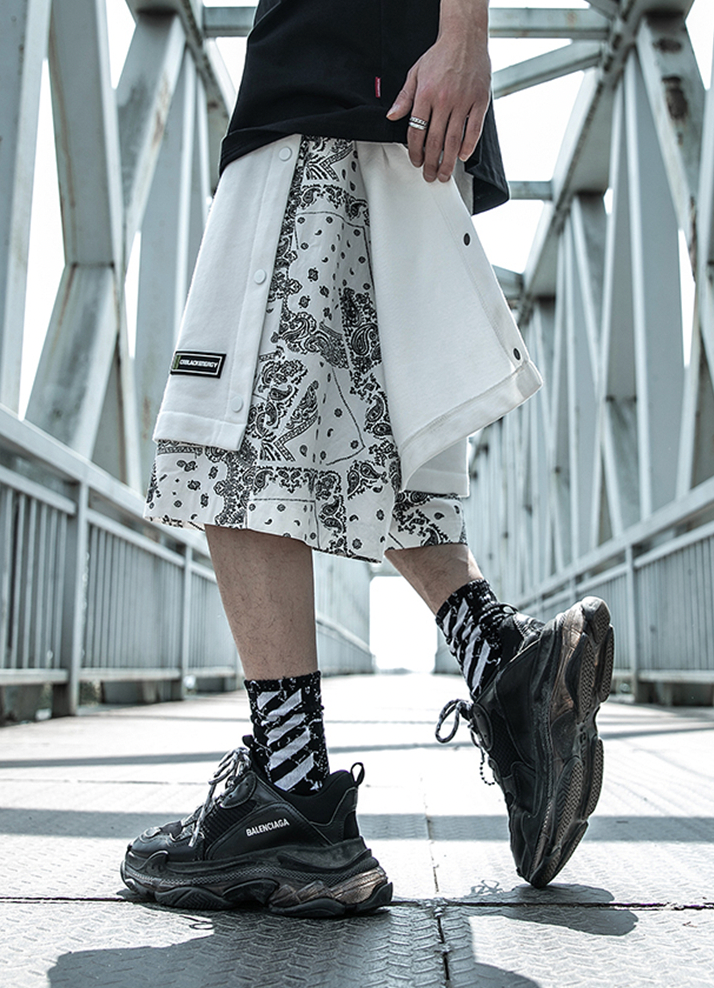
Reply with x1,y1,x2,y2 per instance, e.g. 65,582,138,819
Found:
130,820,186,855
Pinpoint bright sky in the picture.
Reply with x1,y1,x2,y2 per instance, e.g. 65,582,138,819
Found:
21,0,714,672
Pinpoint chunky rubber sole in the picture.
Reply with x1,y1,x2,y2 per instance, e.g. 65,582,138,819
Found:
523,596,614,888
120,841,393,918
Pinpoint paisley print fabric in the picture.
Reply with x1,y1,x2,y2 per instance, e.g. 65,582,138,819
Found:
144,137,467,562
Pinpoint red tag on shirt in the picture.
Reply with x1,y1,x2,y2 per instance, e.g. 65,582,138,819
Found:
375,76,382,98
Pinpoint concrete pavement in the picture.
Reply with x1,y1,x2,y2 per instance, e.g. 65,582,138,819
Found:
1,673,714,987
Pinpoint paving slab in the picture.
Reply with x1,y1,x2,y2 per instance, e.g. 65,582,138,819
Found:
0,901,446,988
442,907,714,988
1,673,713,987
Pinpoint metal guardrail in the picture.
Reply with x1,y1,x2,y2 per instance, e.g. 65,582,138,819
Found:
437,480,714,692
0,406,373,718
0,406,238,715
455,468,714,699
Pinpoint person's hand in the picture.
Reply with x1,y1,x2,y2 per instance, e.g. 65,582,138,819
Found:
386,2,491,183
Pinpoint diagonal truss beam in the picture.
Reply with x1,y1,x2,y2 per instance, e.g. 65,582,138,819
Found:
0,0,51,413
135,54,198,482
26,8,186,465
636,13,704,269
696,39,714,284
117,13,186,260
46,0,124,266
125,0,234,187
25,0,124,452
586,0,620,17
493,41,603,98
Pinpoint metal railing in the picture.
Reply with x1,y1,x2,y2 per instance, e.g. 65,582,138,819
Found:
0,405,373,717
0,406,238,715
438,471,714,691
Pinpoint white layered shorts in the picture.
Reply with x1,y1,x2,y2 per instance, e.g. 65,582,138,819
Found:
145,136,540,562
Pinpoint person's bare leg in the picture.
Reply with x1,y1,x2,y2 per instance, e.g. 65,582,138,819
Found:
386,542,483,614
205,526,318,679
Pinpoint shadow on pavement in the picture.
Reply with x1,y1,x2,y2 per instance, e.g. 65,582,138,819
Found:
44,903,543,988
451,881,638,936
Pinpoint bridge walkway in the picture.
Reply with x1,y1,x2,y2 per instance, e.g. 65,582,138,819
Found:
2,673,713,987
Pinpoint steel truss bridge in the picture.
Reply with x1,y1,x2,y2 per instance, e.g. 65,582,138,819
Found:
1,1,712,716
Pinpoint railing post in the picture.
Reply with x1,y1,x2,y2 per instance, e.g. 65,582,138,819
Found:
624,544,642,701
52,482,88,716
175,544,193,700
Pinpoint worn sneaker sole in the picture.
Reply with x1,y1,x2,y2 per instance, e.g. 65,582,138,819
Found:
120,838,393,918
523,596,614,888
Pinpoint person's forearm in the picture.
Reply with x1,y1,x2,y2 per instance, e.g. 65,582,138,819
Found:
438,0,489,45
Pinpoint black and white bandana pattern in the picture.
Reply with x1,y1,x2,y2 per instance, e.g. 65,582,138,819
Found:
145,137,467,563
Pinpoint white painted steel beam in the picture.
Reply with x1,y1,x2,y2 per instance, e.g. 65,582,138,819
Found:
203,5,255,36
0,0,51,413
624,53,684,516
697,45,714,353
125,0,235,188
493,41,603,98
586,0,619,17
116,13,186,260
519,2,698,317
46,0,123,266
186,75,211,283
677,314,714,493
636,13,704,267
599,86,640,535
508,180,553,200
490,8,611,39
202,6,612,40
135,54,197,484
550,249,572,571
26,266,120,456
25,0,126,455
531,300,556,582
493,266,524,301
566,197,606,555
676,33,714,496
203,39,237,186
522,71,613,309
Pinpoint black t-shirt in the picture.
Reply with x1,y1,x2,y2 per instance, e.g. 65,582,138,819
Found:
220,0,508,214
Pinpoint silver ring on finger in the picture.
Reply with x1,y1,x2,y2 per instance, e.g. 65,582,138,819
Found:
408,116,429,131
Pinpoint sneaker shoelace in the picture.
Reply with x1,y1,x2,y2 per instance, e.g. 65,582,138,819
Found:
434,698,496,786
188,747,252,847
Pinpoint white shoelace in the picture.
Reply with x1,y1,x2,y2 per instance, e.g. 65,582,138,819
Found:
434,698,496,786
188,747,252,847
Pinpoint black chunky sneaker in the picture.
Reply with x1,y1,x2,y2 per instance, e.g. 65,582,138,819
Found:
437,596,614,888
120,746,392,917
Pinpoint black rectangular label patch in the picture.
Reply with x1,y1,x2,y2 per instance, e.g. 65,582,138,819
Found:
170,350,226,378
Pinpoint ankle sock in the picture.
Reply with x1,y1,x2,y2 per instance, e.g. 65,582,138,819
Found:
436,579,535,697
245,671,330,795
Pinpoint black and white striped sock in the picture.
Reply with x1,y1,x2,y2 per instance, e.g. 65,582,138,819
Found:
436,580,504,697
245,671,329,795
